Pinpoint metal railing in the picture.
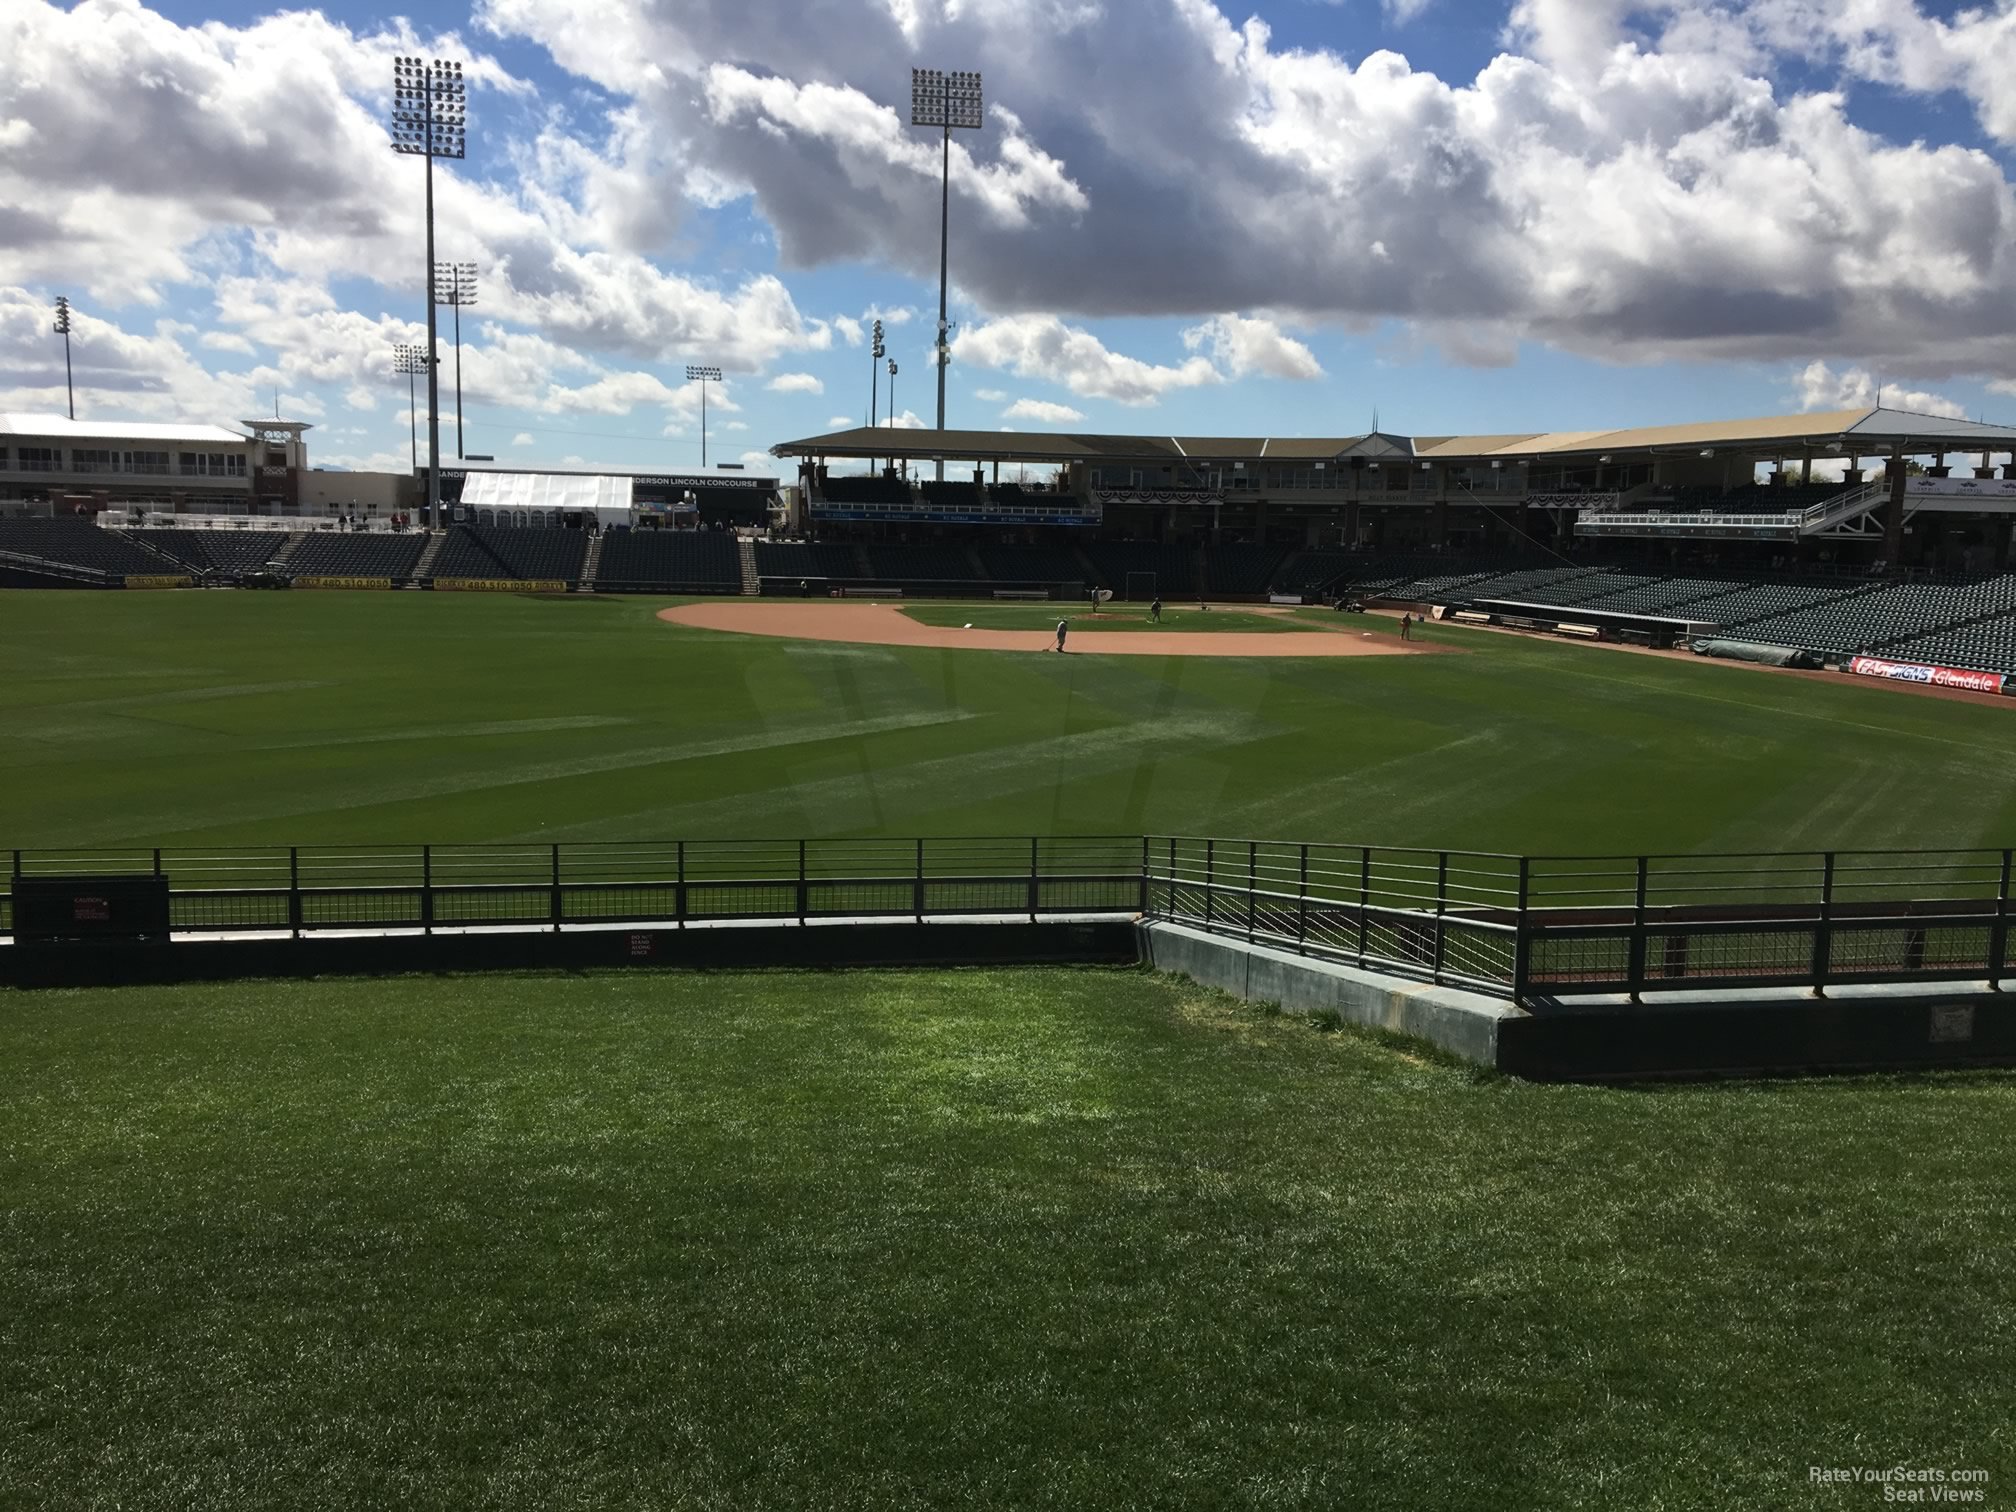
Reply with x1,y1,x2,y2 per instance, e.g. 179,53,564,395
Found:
3,836,2008,1004
0,837,1144,940
1143,838,2013,1002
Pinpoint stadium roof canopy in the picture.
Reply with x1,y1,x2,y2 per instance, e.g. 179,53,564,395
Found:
1,412,256,445
772,408,2016,467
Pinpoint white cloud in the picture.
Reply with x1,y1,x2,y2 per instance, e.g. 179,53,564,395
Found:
511,432,535,446
826,413,854,427
199,330,256,356
474,0,2016,380
766,372,824,394
724,420,749,431
887,408,926,429
954,315,1219,406
1002,397,1086,424
974,388,1008,402
1794,361,1967,420
1182,315,1323,381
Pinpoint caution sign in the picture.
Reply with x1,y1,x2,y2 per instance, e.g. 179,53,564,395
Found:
293,576,394,590
123,575,194,590
433,578,568,593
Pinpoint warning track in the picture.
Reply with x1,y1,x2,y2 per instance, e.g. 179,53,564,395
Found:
656,601,1451,657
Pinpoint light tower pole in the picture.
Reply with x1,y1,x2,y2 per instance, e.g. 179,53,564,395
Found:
391,57,467,526
910,68,982,483
686,365,722,469
434,261,477,458
52,296,75,420
392,344,426,476
870,319,885,474
887,359,898,474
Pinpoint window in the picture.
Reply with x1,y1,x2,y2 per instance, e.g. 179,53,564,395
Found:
125,450,170,474
179,452,247,478
17,447,59,473
71,448,119,473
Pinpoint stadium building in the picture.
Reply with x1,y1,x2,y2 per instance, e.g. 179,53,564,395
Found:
773,405,2016,578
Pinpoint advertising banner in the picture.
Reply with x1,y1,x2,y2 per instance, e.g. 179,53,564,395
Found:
1848,655,2007,695
434,578,568,593
1909,476,2016,498
294,576,393,590
123,575,193,590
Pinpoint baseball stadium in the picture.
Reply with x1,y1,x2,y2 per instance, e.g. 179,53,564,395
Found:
6,389,2016,1503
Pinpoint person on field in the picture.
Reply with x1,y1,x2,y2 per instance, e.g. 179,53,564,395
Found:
1400,612,1413,642
1055,618,1069,653
1150,596,1163,624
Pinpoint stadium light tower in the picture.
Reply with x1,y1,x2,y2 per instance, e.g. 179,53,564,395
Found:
869,318,884,431
391,57,467,526
434,262,478,458
52,296,75,420
686,365,723,468
393,343,427,475
910,67,982,482
887,358,898,440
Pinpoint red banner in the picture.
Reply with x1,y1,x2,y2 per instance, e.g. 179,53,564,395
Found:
1848,655,2007,695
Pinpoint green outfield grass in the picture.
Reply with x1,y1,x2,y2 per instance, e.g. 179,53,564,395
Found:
1,588,2013,852
3,968,2011,1510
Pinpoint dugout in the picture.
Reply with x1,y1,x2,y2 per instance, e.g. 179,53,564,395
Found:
1466,598,1720,649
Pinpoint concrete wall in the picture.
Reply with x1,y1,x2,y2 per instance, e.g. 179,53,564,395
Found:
1138,921,1519,1068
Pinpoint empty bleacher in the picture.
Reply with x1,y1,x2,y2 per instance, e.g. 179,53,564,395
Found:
0,519,188,578
856,544,988,583
429,526,587,583
141,528,290,576
596,529,741,593
976,544,1084,584
754,541,863,584
284,531,428,581
1204,544,1290,596
1883,611,2016,676
1733,574,2016,658
819,476,913,505
1081,542,1198,598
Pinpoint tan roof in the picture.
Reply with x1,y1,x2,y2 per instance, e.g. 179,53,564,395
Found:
773,406,2016,466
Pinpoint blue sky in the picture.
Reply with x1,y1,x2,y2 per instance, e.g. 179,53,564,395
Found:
6,0,2016,475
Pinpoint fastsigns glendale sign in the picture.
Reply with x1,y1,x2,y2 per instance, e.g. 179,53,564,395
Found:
1848,655,2007,695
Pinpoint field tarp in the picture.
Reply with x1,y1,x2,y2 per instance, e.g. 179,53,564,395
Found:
1690,639,1822,669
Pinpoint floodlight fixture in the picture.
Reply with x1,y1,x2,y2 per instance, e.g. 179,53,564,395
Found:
910,67,983,480
686,365,723,468
391,56,470,523
393,342,427,474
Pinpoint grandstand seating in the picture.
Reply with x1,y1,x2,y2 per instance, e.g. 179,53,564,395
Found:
1081,542,1198,598
430,526,587,583
596,529,740,592
142,529,290,575
977,544,1085,583
1565,575,1762,617
1663,577,1871,628
754,541,863,582
919,481,986,511
1204,544,1290,596
285,531,427,581
856,544,988,582
0,519,187,577
819,476,913,505
1883,613,2016,676
1733,574,2016,658
1272,550,1360,595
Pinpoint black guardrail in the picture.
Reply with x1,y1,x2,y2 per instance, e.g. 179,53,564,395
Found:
4,837,2009,1004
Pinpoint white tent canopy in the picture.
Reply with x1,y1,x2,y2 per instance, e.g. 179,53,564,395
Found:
459,471,637,525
